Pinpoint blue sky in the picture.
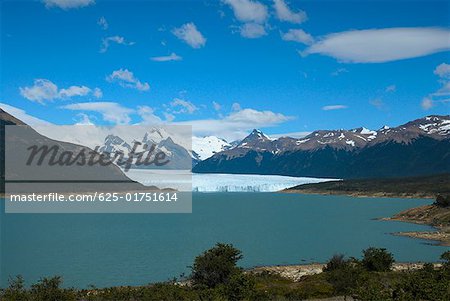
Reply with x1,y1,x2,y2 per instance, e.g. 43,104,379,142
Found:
1,0,449,140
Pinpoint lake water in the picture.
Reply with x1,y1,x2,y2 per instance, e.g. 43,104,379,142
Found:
1,193,448,288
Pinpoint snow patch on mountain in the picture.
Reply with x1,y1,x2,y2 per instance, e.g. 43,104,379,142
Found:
192,136,231,160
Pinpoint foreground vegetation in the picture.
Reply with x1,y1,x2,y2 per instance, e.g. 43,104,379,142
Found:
1,244,450,301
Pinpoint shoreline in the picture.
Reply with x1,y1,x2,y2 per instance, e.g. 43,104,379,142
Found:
282,189,435,199
248,262,443,282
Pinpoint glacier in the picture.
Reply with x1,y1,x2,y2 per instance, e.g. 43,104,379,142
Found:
192,173,335,192
125,170,335,192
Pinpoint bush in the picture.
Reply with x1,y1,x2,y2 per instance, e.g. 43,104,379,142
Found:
190,243,243,288
323,254,348,272
362,247,395,272
434,194,450,207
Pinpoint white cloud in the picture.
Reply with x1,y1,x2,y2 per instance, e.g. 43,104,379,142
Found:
385,85,396,92
304,27,450,63
62,102,134,125
97,16,108,30
223,0,268,23
150,53,182,62
281,29,313,45
240,23,267,38
19,79,102,103
137,106,164,124
174,106,293,140
322,105,348,111
107,69,150,91
231,102,241,111
433,81,450,96
0,103,52,125
421,63,450,109
369,98,385,110
273,0,307,24
212,101,222,111
100,36,135,53
270,131,310,139
172,23,206,49
434,63,450,78
75,113,95,125
170,98,198,114
93,87,103,98
59,85,92,98
43,0,94,10
421,98,434,110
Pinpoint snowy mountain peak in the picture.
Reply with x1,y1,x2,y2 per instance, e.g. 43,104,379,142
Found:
192,136,232,161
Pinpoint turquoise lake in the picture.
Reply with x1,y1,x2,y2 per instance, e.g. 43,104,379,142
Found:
1,193,448,288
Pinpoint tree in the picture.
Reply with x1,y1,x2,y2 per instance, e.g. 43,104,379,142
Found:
362,247,395,272
190,243,243,288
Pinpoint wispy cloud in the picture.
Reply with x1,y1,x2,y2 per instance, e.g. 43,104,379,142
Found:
106,69,150,91
281,29,313,45
330,68,348,76
170,98,198,114
97,16,108,30
19,79,102,104
369,98,385,110
172,23,206,48
385,85,396,92
303,27,450,63
322,105,348,111
100,36,135,53
62,102,134,125
150,53,182,62
273,0,307,24
43,0,95,10
421,63,450,110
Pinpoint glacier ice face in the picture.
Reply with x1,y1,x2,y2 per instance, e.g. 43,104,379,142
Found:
192,173,335,192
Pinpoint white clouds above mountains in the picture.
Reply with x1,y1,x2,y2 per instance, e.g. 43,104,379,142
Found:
62,102,134,125
19,79,102,103
273,0,307,24
281,29,314,45
172,23,206,48
304,27,450,63
107,69,150,91
100,36,135,53
421,63,450,110
174,107,293,140
43,0,94,10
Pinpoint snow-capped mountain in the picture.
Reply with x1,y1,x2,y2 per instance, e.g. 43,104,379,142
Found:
98,130,192,170
193,115,450,179
192,136,232,161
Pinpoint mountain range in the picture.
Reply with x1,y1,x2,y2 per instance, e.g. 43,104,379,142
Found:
193,115,450,179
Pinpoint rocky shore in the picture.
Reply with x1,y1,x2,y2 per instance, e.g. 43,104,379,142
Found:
249,262,442,282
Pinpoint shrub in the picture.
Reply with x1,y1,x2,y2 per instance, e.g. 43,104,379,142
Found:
190,243,243,288
323,254,348,272
434,194,450,207
362,247,395,272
